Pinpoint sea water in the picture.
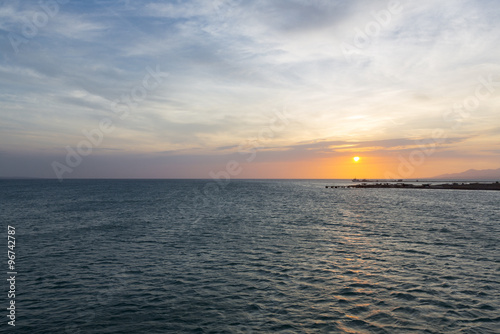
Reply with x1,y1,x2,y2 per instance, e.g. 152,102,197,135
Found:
1,179,499,333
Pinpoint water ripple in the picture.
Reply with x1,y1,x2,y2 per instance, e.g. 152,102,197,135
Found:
1,179,499,333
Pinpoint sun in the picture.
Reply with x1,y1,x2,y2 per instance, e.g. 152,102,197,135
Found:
353,156,360,162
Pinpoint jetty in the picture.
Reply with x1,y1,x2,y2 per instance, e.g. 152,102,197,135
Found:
326,181,500,191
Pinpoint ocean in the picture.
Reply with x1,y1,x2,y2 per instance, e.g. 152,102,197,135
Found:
1,179,499,333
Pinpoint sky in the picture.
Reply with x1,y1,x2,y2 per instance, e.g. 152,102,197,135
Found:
0,0,499,179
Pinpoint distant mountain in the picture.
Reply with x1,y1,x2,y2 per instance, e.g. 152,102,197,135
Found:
433,168,500,180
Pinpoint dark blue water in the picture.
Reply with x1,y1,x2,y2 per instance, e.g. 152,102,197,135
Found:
1,179,499,333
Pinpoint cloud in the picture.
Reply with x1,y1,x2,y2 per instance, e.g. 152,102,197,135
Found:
0,0,499,177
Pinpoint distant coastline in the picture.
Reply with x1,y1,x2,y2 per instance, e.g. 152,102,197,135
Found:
327,181,500,191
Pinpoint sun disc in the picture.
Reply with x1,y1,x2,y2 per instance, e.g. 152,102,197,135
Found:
353,156,360,162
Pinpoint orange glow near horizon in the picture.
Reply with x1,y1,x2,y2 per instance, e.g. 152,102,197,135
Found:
230,154,499,179
328,155,397,179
